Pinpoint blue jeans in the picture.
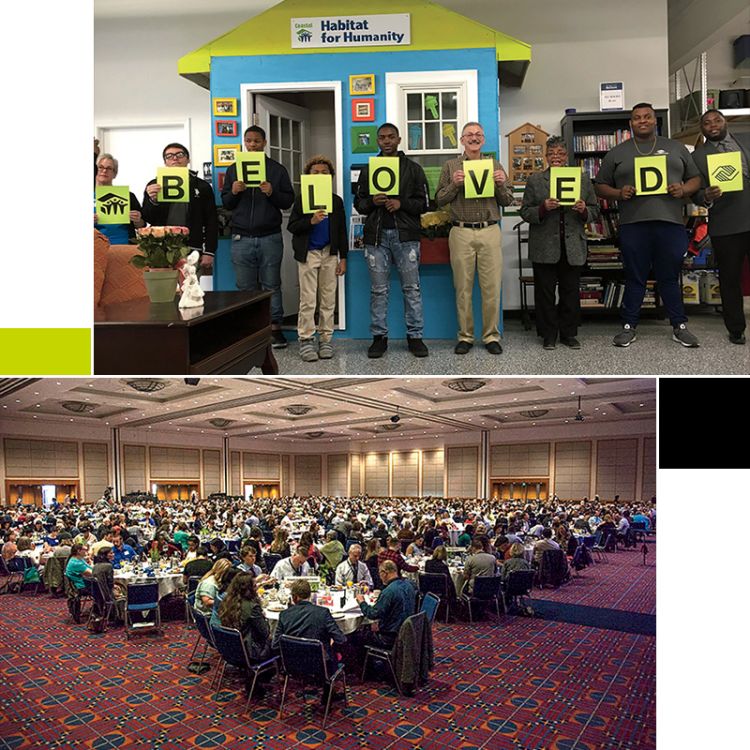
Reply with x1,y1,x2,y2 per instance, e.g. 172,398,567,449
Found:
619,221,688,327
364,228,424,337
231,233,284,324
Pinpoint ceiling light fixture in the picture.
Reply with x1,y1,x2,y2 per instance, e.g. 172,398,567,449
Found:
61,401,95,413
285,404,314,416
126,379,168,393
520,409,549,419
209,418,233,428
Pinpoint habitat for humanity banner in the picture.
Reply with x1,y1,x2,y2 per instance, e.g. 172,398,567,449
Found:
291,14,411,48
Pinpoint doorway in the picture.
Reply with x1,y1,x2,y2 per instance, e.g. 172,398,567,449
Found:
244,483,280,500
240,82,345,331
492,479,549,503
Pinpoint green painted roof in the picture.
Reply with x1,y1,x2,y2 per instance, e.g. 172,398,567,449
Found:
178,0,531,87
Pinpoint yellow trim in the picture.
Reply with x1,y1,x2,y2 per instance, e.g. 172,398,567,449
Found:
178,0,531,79
0,329,91,375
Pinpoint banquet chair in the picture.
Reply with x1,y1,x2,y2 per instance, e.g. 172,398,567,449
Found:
538,549,570,589
361,611,431,697
630,521,648,543
42,555,65,596
502,570,535,614
64,574,93,624
591,529,608,562
225,539,241,554
0,557,25,595
418,572,451,623
87,577,115,632
263,553,282,574
461,576,503,622
125,581,161,639
185,576,201,624
210,623,279,712
419,592,440,625
278,635,348,729
190,606,218,667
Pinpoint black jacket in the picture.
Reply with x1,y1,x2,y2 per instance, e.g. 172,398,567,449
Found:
221,157,295,237
271,599,347,660
355,151,428,245
287,193,348,263
142,172,218,256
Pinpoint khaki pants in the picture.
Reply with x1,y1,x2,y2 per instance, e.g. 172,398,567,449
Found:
297,247,338,342
448,224,502,343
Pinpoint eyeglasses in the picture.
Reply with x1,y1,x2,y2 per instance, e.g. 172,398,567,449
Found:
462,132,484,139
164,151,187,161
97,166,115,172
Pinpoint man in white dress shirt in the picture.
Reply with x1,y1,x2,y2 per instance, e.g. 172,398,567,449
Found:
270,545,312,581
334,544,373,588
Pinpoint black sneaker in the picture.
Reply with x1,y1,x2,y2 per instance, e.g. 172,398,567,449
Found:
729,332,746,345
485,341,503,355
454,340,473,354
560,336,581,349
543,337,556,350
271,330,288,349
367,335,388,358
407,337,429,357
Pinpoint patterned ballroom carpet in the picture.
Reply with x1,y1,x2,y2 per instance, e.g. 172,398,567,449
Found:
0,599,655,750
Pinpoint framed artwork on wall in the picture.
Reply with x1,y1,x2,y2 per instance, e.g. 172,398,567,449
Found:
350,125,379,154
213,98,238,116
214,144,240,166
349,74,375,96
215,120,238,137
351,98,375,122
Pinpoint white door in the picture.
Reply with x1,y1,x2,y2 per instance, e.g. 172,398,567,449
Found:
255,94,310,324
97,123,189,204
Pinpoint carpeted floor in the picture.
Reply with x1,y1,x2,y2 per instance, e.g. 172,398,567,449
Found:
532,544,656,615
0,550,656,750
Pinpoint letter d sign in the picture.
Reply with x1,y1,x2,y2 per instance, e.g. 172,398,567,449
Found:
634,155,668,196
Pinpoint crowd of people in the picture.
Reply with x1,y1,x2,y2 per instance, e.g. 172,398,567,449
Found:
1,491,654,696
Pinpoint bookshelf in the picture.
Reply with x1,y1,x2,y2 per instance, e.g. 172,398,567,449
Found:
560,109,668,316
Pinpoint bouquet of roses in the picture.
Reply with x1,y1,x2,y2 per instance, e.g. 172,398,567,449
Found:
130,226,190,269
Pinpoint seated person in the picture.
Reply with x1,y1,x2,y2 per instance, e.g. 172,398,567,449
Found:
457,524,474,548
111,534,136,569
1,541,24,573
270,545,312,582
364,538,382,587
238,544,262,577
272,579,347,692
183,535,201,563
194,558,233,614
532,528,561,564
492,535,511,561
334,544,373,588
501,543,532,581
423,545,456,600
462,539,498,594
218,572,271,670
355,560,416,649
319,530,346,571
184,545,213,583
378,537,418,577
405,534,425,558
91,546,125,621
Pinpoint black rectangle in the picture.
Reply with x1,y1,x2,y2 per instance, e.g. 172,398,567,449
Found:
659,377,749,468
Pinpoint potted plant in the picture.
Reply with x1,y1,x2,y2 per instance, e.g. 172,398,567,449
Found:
420,209,452,264
131,226,190,303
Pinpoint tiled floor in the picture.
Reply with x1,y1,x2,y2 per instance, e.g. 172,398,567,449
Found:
271,315,750,375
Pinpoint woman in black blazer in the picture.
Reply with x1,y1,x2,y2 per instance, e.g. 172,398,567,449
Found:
424,545,456,600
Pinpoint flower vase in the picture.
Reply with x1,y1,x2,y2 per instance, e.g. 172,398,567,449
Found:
143,268,180,303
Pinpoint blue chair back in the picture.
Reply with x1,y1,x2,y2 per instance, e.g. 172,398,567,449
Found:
126,581,159,611
420,592,440,624
264,553,282,573
418,572,448,598
193,607,215,646
631,521,647,531
505,569,535,598
472,575,502,600
210,623,247,669
278,635,329,682
226,539,241,553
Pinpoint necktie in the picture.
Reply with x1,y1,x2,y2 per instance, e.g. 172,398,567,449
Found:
351,563,358,583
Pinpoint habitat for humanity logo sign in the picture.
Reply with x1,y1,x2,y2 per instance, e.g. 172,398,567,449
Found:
291,14,411,49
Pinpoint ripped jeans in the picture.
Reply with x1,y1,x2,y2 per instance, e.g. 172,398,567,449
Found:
364,228,424,338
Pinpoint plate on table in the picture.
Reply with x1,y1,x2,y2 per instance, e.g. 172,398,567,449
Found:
266,604,285,612
332,612,346,620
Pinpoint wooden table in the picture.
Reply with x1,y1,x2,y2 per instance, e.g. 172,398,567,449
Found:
94,291,278,375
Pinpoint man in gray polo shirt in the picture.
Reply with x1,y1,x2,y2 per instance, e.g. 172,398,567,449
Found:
595,102,701,348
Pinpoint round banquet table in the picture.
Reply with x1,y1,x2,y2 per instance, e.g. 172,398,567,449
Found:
114,570,184,600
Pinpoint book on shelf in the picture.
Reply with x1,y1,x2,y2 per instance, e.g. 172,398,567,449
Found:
573,130,632,152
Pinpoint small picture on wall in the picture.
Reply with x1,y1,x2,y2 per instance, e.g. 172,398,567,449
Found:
217,172,226,191
513,145,528,155
351,98,375,122
215,120,238,137
529,145,543,155
350,125,379,154
214,144,240,166
213,98,238,116
521,132,536,143
349,74,375,96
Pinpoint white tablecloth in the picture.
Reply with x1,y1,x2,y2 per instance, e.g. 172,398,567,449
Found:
114,571,184,600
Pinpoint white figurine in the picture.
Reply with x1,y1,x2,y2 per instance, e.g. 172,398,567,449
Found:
178,250,205,308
